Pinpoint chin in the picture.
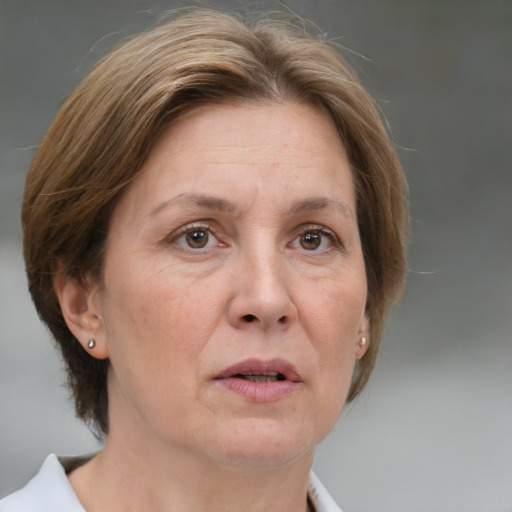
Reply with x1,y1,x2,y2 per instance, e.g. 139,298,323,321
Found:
208,418,318,470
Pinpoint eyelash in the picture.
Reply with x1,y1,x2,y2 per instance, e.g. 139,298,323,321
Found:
169,222,221,250
290,224,341,252
167,222,341,252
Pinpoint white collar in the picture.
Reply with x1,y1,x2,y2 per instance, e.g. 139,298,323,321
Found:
1,454,343,512
308,471,343,512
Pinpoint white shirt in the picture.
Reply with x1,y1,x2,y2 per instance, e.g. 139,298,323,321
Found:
0,454,343,512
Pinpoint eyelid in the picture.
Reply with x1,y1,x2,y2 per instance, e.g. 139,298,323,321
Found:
291,223,343,250
168,221,211,239
167,221,224,250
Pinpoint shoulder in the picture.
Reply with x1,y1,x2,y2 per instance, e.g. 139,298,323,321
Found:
0,454,85,512
308,472,344,512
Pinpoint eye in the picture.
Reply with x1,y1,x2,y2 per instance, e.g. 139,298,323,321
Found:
299,231,322,250
290,226,338,252
184,229,210,249
172,224,223,250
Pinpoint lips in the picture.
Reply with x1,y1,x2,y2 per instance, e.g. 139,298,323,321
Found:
232,372,285,383
215,358,302,382
214,358,302,402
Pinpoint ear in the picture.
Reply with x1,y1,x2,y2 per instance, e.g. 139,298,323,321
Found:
53,266,109,359
355,313,370,360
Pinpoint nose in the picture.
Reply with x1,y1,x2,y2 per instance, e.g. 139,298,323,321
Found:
227,248,298,331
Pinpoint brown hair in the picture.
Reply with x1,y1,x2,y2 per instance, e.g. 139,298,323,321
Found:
22,8,408,436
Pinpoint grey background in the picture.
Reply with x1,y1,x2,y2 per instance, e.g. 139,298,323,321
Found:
1,1,511,511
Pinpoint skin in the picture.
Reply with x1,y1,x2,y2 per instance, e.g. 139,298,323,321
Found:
56,101,369,512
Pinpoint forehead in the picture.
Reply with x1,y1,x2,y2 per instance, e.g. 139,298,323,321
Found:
112,101,356,224
159,100,344,160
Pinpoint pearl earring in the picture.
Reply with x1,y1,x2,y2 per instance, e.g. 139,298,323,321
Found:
359,336,367,347
87,338,96,349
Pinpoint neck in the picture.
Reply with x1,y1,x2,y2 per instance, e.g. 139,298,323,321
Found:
69,429,314,512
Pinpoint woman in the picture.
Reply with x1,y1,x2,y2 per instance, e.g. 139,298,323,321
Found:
1,8,407,512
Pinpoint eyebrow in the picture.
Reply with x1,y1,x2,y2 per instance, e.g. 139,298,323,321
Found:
286,197,356,221
149,193,237,217
149,193,355,221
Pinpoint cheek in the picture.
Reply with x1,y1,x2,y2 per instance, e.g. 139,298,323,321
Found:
101,260,224,369
301,277,366,350
298,279,366,429
99,264,227,426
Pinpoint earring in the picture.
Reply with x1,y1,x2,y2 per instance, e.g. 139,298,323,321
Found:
87,338,96,349
359,336,368,348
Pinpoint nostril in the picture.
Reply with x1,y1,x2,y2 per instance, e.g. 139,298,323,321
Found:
278,315,287,324
243,314,257,323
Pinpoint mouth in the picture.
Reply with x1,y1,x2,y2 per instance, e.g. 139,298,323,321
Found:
215,358,301,383
214,358,302,402
232,372,286,383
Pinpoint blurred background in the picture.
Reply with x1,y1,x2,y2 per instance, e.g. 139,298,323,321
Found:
1,1,511,510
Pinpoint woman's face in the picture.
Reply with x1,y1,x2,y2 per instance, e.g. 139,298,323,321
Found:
91,102,369,468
